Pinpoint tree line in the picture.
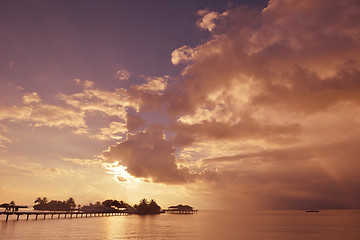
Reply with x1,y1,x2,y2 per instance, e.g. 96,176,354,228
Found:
33,197,77,211
32,197,161,213
100,198,161,213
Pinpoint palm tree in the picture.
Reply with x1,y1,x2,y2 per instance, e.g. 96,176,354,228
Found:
149,199,160,212
135,198,149,212
66,197,76,209
34,197,48,210
102,199,114,208
34,197,47,205
140,198,148,206
34,197,42,204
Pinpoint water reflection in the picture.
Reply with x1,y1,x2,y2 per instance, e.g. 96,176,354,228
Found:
1,210,360,240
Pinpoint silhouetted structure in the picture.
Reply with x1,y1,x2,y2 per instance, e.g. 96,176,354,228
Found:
81,204,116,213
1,198,199,221
0,202,27,213
102,199,130,209
165,204,198,214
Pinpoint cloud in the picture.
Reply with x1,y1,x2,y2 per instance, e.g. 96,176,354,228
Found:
58,79,158,139
95,121,128,140
0,134,11,149
171,116,301,147
132,75,168,92
30,104,86,128
0,159,84,180
61,157,102,166
102,129,195,184
0,105,32,121
0,75,167,147
96,1,360,207
196,9,224,32
167,0,360,118
74,78,94,88
59,81,141,117
194,135,360,209
23,92,41,104
115,69,131,80
0,97,85,129
153,0,360,209
126,113,145,132
171,45,195,65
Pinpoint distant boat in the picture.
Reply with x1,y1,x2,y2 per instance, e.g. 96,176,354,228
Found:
305,210,319,212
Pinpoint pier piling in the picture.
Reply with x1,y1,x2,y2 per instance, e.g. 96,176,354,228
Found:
2,209,129,222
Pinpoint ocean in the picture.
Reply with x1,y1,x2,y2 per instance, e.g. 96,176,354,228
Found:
1,210,360,239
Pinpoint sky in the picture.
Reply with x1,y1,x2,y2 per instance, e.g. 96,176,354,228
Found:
1,0,360,210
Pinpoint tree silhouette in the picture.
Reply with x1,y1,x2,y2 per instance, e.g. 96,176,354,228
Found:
33,197,76,211
149,199,161,212
102,199,130,209
66,197,76,209
34,197,48,205
102,199,114,208
134,198,161,213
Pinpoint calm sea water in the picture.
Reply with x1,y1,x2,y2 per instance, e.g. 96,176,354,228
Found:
1,210,360,240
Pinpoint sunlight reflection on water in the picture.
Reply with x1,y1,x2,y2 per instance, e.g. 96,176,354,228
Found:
1,210,360,240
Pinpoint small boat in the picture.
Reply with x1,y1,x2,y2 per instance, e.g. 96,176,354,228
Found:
305,210,319,212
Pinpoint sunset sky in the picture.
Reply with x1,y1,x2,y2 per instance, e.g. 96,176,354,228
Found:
1,0,360,210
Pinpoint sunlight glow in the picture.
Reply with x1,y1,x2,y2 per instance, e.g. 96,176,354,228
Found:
104,162,141,184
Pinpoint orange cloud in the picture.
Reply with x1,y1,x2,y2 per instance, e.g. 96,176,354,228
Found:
171,45,195,65
23,92,41,104
0,159,84,180
114,69,131,80
152,0,360,209
103,129,195,184
0,96,85,129
132,75,168,92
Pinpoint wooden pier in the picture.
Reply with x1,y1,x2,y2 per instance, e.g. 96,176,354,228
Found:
0,210,128,221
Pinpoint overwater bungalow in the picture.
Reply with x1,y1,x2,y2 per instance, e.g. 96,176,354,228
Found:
0,203,28,212
165,204,198,214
